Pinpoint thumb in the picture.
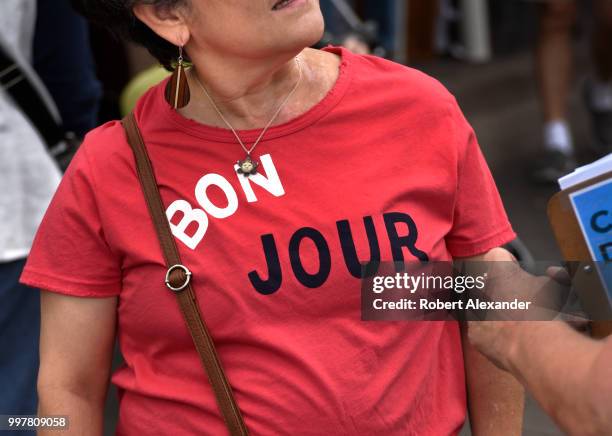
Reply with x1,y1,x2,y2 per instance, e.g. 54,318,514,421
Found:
546,266,572,286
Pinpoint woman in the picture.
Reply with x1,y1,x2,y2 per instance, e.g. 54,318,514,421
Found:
21,0,524,434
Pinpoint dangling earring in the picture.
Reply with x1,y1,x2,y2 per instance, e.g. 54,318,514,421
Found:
165,45,190,109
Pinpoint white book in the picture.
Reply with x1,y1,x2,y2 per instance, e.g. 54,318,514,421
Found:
558,153,612,190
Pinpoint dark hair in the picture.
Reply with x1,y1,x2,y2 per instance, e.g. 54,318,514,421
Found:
71,0,188,70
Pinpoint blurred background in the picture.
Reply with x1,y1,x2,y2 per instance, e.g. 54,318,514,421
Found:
1,0,610,435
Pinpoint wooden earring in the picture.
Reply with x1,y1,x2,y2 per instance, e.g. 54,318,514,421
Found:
165,45,190,109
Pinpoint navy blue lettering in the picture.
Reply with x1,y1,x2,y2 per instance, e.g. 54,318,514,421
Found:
601,242,612,263
336,217,380,278
289,227,332,288
249,234,283,295
591,210,611,233
383,212,429,266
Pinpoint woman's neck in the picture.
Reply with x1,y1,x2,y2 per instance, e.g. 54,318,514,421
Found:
180,47,339,131
183,49,307,129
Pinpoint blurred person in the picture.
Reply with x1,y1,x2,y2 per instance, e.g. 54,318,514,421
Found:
0,0,62,429
33,0,101,138
531,0,612,183
360,1,397,57
319,0,371,54
24,0,526,434
0,0,99,431
318,0,396,57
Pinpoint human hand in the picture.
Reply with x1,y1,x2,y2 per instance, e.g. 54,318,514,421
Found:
464,256,584,370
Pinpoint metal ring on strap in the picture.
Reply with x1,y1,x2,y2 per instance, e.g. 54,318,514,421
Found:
165,264,192,292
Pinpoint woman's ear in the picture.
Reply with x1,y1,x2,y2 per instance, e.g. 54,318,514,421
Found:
132,2,190,47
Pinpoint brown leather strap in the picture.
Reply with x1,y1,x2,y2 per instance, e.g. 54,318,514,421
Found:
121,113,249,436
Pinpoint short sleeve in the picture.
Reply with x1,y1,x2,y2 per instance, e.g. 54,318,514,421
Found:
445,102,516,258
20,142,122,297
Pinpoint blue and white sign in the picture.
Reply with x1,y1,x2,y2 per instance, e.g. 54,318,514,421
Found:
570,179,612,303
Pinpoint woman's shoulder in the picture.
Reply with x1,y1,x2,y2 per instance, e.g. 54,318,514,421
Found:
64,118,139,191
346,49,458,110
79,68,166,164
77,119,131,166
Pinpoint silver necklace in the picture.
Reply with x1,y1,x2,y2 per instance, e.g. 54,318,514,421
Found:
193,57,303,177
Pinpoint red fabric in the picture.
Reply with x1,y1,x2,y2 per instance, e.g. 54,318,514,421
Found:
21,47,515,435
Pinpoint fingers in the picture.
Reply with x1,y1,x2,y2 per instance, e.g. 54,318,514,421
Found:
546,266,572,286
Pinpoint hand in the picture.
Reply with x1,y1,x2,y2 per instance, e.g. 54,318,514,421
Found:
545,266,589,330
463,251,583,371
467,320,525,371
461,257,577,322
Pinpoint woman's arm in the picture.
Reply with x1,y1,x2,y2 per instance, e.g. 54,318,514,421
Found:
38,291,117,436
461,325,524,435
459,248,525,436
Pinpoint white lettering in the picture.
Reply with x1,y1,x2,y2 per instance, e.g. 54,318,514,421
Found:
166,154,284,250
166,200,209,250
235,154,285,203
195,173,239,219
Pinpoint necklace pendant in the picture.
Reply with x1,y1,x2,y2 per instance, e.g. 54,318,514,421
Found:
237,155,259,177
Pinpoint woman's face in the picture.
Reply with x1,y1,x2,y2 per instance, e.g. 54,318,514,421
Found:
185,0,324,58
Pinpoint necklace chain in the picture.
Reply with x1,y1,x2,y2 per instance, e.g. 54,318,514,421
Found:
192,57,303,157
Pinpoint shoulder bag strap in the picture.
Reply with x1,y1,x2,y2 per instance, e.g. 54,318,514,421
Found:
0,43,66,153
121,112,249,436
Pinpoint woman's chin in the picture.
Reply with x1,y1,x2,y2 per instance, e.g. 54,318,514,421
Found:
270,6,324,41
256,20,324,55
287,19,325,50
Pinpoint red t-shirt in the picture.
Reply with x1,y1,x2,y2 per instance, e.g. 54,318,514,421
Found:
21,47,515,435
